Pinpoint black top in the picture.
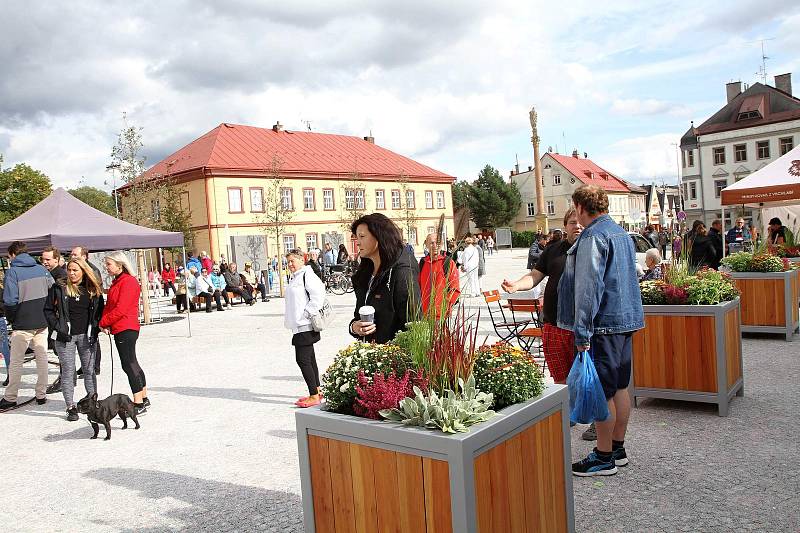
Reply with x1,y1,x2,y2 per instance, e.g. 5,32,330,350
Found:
707,228,723,269
769,226,786,245
50,265,67,283
534,239,571,325
69,287,91,336
690,235,717,269
307,260,324,280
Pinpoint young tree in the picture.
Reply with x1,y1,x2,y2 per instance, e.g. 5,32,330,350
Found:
337,170,367,237
255,156,294,297
158,181,194,255
397,172,418,244
111,112,161,227
0,162,53,224
467,164,522,230
69,186,116,216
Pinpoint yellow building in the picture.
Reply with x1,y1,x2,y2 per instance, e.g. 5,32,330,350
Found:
121,122,455,263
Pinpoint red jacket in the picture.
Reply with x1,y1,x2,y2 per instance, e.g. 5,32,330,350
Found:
100,272,141,334
419,253,460,319
201,257,213,273
161,267,176,283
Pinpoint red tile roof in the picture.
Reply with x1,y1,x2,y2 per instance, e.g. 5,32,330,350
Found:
141,123,453,181
545,153,630,192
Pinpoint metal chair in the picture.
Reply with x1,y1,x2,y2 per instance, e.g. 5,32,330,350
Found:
482,290,529,344
507,298,545,368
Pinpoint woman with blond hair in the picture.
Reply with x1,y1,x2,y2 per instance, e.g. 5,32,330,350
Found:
99,251,149,415
44,258,105,421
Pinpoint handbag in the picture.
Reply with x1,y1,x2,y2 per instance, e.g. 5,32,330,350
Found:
303,272,334,332
566,350,610,425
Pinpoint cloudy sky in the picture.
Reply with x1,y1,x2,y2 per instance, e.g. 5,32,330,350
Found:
1,0,799,192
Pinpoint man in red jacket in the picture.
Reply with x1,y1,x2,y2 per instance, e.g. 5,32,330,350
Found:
419,234,460,320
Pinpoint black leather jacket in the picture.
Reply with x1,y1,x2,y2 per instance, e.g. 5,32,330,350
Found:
43,282,105,344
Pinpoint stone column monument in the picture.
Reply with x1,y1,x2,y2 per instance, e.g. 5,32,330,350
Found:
529,107,549,233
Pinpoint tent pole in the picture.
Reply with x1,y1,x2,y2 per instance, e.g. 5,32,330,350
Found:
182,246,192,338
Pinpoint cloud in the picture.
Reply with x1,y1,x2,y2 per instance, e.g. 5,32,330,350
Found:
598,133,682,184
611,98,692,117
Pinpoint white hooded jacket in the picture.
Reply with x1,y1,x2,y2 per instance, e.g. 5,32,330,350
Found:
284,266,326,334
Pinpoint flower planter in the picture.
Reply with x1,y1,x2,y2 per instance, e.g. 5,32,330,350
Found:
295,385,574,533
631,298,743,417
729,270,800,340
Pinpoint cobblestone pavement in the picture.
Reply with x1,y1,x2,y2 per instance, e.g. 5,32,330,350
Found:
2,250,798,532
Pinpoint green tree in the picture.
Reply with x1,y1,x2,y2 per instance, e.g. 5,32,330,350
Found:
254,156,295,297
0,162,53,224
158,181,194,253
111,112,153,226
397,172,418,243
452,180,470,210
337,171,367,235
69,186,116,216
467,165,521,230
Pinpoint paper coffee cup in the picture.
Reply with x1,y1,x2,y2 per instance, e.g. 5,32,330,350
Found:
359,305,375,324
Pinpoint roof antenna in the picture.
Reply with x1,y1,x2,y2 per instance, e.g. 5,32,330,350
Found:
753,38,774,84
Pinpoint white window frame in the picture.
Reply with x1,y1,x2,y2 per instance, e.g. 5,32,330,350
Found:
283,235,295,252
323,189,334,210
306,233,318,250
689,182,697,200
345,189,355,210
425,191,433,209
375,190,385,209
280,188,293,211
391,190,401,209
527,203,535,217
355,189,365,210
553,174,561,186
779,137,794,156
714,179,727,198
406,190,415,209
436,191,445,209
733,144,747,163
756,140,770,160
228,188,243,213
303,188,314,210
546,201,555,216
713,147,725,165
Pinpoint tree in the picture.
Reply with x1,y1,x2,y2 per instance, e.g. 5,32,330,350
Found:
0,162,53,225
255,156,295,297
467,164,521,230
111,112,154,226
452,180,472,237
397,173,418,244
69,186,116,216
337,171,367,236
158,181,194,254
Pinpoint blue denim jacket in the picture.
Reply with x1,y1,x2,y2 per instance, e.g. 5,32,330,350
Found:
557,214,644,346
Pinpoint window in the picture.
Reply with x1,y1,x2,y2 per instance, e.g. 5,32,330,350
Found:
436,191,445,209
426,226,436,236
527,203,535,217
734,144,747,162
407,227,417,244
355,189,365,209
249,187,264,212
323,188,334,210
306,233,318,250
375,190,385,210
713,147,725,165
425,191,433,209
779,137,794,155
345,189,354,210
391,190,401,209
714,179,728,198
406,190,415,209
151,198,160,222
757,140,770,159
283,234,295,252
546,201,555,216
553,174,561,186
687,150,694,166
689,182,697,200
303,188,315,210
280,188,293,211
228,187,243,213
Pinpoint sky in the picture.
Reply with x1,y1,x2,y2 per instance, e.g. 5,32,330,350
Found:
1,0,799,192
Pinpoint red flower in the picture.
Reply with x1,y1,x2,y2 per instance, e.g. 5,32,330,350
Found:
353,370,428,420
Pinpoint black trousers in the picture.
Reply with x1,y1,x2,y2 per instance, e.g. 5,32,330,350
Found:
114,329,146,395
229,287,253,303
197,291,215,312
214,289,230,306
163,281,176,296
293,331,321,396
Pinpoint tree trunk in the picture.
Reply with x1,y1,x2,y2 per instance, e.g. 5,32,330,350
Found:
136,250,152,324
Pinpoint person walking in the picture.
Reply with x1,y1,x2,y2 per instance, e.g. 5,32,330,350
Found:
690,224,717,269
349,213,421,344
43,258,104,421
419,233,460,320
558,185,644,477
160,262,177,296
99,251,149,415
486,235,495,255
0,241,53,409
458,237,481,297
70,246,105,378
503,208,582,385
707,220,724,269
284,249,326,408
175,266,189,313
527,237,546,270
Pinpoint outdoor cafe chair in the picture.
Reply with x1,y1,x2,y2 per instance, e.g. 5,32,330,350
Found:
507,298,546,369
482,290,529,344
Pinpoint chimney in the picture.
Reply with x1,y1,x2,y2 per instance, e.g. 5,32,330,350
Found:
572,149,579,158
775,73,793,96
272,121,283,132
363,135,375,144
726,81,742,103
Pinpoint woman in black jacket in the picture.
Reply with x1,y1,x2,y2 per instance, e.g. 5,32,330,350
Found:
43,258,105,421
690,224,718,270
349,213,421,344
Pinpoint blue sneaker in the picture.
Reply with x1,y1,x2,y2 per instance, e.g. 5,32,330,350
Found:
572,449,618,477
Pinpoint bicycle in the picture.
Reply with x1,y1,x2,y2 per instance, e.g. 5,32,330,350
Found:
324,265,354,295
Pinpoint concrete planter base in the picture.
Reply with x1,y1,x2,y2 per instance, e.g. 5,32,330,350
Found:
632,298,744,416
729,270,800,340
296,385,574,533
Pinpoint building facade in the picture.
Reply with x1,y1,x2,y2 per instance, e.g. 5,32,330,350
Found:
120,123,455,263
641,184,682,230
511,151,636,230
680,73,799,227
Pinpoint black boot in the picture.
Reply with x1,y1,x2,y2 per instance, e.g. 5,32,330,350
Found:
46,376,62,394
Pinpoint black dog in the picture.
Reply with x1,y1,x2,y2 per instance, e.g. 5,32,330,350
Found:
76,393,140,440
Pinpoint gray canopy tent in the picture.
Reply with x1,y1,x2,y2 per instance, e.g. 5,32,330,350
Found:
0,188,191,335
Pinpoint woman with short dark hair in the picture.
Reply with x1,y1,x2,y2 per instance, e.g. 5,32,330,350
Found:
348,213,421,344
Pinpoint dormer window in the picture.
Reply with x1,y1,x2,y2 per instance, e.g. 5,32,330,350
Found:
600,173,609,180
737,95,765,121
737,110,762,120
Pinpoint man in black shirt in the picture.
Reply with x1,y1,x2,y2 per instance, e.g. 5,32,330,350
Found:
502,208,583,385
707,220,723,269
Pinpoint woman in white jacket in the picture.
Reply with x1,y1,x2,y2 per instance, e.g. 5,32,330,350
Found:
284,248,326,408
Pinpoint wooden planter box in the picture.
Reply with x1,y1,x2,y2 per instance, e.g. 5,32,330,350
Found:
632,298,743,416
729,270,800,340
295,385,574,533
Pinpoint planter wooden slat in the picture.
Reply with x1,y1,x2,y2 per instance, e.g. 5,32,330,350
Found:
632,299,744,416
296,385,574,533
729,270,800,340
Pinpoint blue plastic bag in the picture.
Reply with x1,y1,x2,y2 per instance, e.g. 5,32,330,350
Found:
566,350,610,424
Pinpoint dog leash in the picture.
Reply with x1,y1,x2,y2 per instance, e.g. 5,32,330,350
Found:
107,333,115,396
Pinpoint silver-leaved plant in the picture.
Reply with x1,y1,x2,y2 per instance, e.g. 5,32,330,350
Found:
379,374,496,433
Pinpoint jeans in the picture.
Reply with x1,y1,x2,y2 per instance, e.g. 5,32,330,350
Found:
54,334,96,408
114,330,146,395
0,318,9,372
3,328,49,402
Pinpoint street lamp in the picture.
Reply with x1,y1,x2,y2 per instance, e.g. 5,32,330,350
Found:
105,163,121,217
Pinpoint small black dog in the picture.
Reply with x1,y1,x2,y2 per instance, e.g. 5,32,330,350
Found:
76,393,140,441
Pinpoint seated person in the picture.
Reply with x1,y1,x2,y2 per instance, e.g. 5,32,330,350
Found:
641,248,664,281
210,265,230,307
223,262,254,305
186,267,200,312
242,262,268,302
199,267,224,312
